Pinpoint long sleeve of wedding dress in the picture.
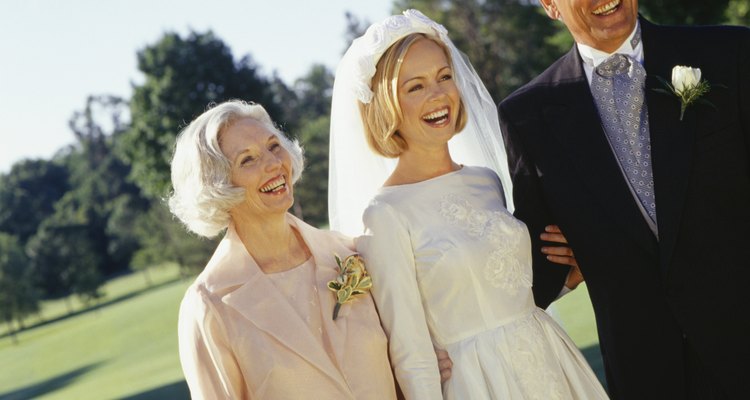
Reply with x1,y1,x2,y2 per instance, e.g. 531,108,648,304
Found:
357,202,444,400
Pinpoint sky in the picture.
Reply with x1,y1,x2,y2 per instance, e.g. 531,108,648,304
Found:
0,0,392,174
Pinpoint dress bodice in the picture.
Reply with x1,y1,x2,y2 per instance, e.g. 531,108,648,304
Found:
368,166,536,346
358,166,607,400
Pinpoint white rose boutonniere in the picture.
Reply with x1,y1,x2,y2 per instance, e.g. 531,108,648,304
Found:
655,65,717,121
327,254,372,320
672,66,702,93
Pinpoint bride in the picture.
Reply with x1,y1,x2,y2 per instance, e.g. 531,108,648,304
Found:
328,10,608,399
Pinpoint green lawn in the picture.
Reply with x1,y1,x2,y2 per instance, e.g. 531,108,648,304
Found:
0,266,604,399
554,283,606,386
0,264,192,400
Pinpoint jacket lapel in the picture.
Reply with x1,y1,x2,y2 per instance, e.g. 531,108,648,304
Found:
545,47,658,253
290,215,357,374
217,221,349,392
641,18,696,274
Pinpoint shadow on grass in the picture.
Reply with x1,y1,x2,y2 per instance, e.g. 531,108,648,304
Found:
118,347,605,399
115,347,605,400
580,343,608,390
0,277,183,341
121,380,190,400
0,362,104,400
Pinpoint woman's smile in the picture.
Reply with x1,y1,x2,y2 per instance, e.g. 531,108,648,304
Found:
421,106,451,128
259,174,288,194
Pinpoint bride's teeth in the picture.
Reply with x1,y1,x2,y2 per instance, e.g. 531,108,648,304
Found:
592,0,620,15
423,109,449,121
259,176,286,193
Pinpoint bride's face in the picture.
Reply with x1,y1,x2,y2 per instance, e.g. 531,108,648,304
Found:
396,38,461,151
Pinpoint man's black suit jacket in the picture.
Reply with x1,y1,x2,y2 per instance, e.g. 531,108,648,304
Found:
499,18,750,399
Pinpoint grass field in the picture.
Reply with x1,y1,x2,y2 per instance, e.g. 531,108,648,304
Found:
0,264,191,400
554,283,606,386
0,265,604,399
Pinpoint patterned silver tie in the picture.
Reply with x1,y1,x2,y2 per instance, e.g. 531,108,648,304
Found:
591,53,657,224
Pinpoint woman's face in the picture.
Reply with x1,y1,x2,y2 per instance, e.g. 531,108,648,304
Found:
396,38,461,152
219,117,294,218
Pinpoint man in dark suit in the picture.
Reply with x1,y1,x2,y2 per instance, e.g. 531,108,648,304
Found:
498,0,750,398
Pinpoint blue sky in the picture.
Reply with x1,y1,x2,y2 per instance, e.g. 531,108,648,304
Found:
0,0,391,173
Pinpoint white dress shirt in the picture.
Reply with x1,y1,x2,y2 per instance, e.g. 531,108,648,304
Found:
577,22,644,85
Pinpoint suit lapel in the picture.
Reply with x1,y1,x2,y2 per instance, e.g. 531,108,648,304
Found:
545,47,658,253
641,18,696,274
219,222,349,392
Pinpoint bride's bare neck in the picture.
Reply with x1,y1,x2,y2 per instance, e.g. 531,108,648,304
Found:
384,146,460,186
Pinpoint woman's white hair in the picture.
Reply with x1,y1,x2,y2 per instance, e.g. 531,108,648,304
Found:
168,100,304,238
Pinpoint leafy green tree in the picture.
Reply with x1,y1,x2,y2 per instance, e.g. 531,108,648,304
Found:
106,193,149,276
278,64,335,132
269,74,301,132
0,160,69,244
343,11,372,54
273,65,335,226
726,0,750,26
0,233,39,343
130,203,218,278
26,220,103,307
60,95,146,276
294,116,332,226
121,30,282,198
24,95,144,300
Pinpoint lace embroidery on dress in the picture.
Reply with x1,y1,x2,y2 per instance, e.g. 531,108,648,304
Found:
439,195,532,294
508,313,565,400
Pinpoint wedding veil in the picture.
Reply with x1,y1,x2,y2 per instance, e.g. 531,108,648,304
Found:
328,9,514,236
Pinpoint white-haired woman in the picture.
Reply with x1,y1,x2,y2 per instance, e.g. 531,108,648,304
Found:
170,100,399,399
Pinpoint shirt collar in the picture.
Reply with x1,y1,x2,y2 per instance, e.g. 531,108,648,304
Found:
577,21,642,68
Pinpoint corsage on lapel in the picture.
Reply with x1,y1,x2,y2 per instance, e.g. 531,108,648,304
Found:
327,254,372,320
655,65,716,121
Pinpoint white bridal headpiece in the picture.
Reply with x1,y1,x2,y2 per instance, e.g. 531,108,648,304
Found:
348,10,450,104
328,9,514,236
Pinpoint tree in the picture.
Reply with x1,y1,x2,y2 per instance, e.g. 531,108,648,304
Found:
0,159,69,244
26,220,104,306
726,0,750,26
63,95,147,276
106,193,149,276
130,203,218,278
121,30,282,198
277,64,335,133
273,65,335,226
294,116,332,226
0,233,39,343
343,11,371,52
23,95,144,300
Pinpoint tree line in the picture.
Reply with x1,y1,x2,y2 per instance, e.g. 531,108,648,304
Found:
1,0,746,339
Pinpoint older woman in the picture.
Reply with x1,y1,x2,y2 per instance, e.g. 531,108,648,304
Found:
170,100,398,399
329,10,607,399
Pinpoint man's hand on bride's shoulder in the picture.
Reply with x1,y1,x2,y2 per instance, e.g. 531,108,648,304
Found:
540,225,584,290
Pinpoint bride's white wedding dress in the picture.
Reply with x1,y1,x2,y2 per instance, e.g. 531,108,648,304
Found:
357,166,608,399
